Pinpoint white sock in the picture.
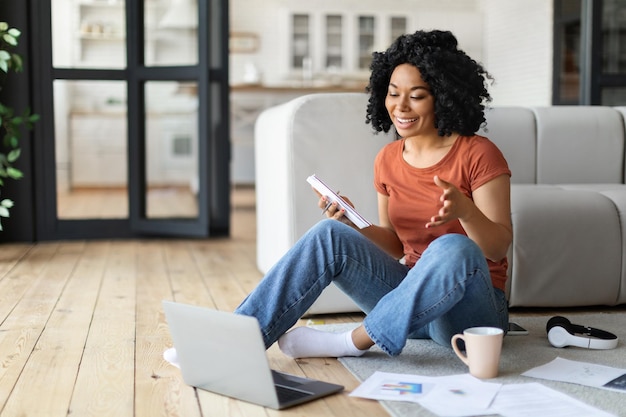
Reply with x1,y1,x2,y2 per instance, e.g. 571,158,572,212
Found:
278,327,369,358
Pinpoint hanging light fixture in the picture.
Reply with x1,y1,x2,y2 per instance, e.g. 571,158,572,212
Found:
159,0,198,29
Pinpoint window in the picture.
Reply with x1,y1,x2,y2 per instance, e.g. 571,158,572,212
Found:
554,0,626,105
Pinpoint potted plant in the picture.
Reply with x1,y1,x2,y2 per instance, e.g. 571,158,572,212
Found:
0,21,38,231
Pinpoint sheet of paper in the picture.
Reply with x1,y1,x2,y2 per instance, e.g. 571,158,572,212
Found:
491,382,616,417
417,374,501,417
349,371,435,402
350,371,501,417
351,370,617,417
522,357,626,393
306,174,372,229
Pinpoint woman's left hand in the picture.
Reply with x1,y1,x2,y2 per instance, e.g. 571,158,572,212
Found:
317,192,356,227
331,194,356,226
425,175,471,228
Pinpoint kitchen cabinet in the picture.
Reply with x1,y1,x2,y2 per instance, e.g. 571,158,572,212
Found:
292,14,310,69
145,113,198,187
70,112,197,188
70,113,127,187
325,15,342,68
72,0,127,68
357,15,375,70
289,11,407,74
66,1,199,189
71,0,176,68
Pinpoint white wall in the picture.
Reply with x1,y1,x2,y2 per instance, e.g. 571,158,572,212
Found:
480,0,554,106
229,0,484,86
230,0,555,106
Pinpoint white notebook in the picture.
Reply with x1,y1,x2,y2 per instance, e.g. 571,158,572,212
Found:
306,174,372,229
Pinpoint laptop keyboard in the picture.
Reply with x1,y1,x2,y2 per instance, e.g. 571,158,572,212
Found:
275,385,311,403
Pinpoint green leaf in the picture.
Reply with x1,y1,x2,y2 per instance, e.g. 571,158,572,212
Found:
29,114,40,123
3,135,19,148
6,167,22,179
0,22,8,32
0,206,10,218
0,105,12,116
8,28,20,38
0,59,7,73
0,199,14,208
7,149,20,162
3,33,17,46
0,50,9,60
11,53,22,71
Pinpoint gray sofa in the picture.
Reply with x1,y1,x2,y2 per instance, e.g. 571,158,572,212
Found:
254,93,626,314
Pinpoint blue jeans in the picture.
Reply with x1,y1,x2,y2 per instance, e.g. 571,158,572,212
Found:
235,220,508,356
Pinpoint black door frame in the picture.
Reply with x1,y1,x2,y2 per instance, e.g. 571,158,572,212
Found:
24,0,230,241
0,0,37,241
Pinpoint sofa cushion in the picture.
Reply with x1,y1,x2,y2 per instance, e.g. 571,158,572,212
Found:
557,184,626,305
508,184,622,307
532,106,625,184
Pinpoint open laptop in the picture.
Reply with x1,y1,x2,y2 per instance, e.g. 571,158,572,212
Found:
162,300,344,409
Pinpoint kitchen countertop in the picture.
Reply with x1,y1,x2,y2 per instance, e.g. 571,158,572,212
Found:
230,82,368,93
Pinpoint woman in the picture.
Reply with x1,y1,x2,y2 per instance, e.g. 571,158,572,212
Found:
235,30,512,358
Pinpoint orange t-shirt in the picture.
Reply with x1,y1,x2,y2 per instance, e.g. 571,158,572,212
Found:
374,135,511,291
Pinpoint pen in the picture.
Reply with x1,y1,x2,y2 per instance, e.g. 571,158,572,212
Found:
321,200,333,215
321,191,339,215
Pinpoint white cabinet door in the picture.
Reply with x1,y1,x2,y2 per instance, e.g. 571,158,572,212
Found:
70,113,127,187
288,11,409,75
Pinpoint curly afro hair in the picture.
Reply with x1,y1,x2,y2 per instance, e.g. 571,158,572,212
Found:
366,30,493,137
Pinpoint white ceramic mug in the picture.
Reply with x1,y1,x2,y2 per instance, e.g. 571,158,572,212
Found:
451,326,503,379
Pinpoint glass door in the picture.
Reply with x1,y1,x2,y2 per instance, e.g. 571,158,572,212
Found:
553,0,626,105
52,0,129,220
35,0,229,239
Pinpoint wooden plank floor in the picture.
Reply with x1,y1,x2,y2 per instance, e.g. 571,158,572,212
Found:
0,187,389,417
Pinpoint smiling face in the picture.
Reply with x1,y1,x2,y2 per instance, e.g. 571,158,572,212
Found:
384,63,437,138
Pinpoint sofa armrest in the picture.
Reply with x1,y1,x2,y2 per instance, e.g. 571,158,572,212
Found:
255,93,392,274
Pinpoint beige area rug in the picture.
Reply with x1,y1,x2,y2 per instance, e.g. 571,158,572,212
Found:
317,312,626,417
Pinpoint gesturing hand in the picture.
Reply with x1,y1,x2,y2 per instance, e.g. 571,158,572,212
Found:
425,175,471,228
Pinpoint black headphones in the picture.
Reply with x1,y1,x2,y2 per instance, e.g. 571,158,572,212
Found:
546,316,618,350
